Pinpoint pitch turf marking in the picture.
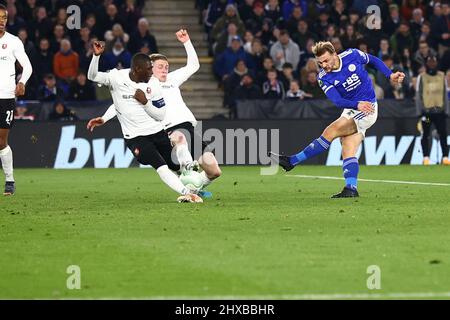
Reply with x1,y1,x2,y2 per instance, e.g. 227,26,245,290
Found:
86,292,450,300
287,175,450,187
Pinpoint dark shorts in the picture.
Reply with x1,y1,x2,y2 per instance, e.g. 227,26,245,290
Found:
0,99,16,129
125,130,180,171
166,122,213,157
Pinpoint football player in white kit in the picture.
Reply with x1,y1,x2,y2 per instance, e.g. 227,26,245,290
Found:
88,29,221,197
0,4,33,195
87,40,202,203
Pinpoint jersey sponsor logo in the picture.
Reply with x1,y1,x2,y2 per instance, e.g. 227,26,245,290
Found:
342,73,361,91
0,56,7,60
348,64,356,72
2,44,7,49
122,94,135,99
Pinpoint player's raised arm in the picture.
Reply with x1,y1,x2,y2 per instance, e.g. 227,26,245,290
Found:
169,29,200,86
357,49,405,85
87,41,111,86
87,104,117,132
13,38,32,97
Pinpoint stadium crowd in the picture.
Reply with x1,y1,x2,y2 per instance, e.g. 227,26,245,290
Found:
197,0,450,113
1,0,450,120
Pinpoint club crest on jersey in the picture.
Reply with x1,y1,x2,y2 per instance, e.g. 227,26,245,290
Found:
146,87,151,94
348,64,356,72
2,44,7,49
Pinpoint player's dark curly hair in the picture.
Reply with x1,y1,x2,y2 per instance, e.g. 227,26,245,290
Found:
131,53,151,69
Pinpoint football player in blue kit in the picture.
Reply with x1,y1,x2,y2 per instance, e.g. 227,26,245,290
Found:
270,41,405,198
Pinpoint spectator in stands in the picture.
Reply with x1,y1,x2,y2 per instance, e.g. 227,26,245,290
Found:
211,3,245,44
6,3,26,36
48,101,79,121
214,35,254,81
330,37,343,54
384,4,401,36
28,6,53,42
324,24,337,42
50,24,66,54
105,23,130,53
410,8,425,40
286,6,303,36
73,25,92,56
279,62,295,90
265,0,282,24
17,28,36,59
308,0,331,21
292,18,318,49
419,21,433,48
312,9,331,38
80,37,97,73
390,21,415,58
302,71,324,98
38,74,65,101
440,48,450,72
377,38,394,59
262,68,285,99
245,1,266,36
223,59,252,108
234,74,263,100
204,0,228,35
68,71,96,101
53,39,79,82
340,23,359,49
14,102,35,121
297,37,315,70
103,4,124,34
282,0,307,22
249,38,267,69
35,38,54,82
300,58,318,87
243,30,255,54
214,22,244,55
260,18,276,47
413,40,437,74
238,0,256,23
102,37,132,70
84,13,102,39
269,29,300,71
121,0,142,32
432,1,450,56
256,56,277,85
128,18,158,55
286,79,312,100
369,74,384,100
330,0,348,27
401,0,425,22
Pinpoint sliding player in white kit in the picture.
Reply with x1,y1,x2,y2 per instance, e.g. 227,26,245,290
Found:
0,4,32,195
87,40,202,203
88,29,221,197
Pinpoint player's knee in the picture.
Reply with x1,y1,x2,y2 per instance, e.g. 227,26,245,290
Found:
170,131,187,146
0,138,7,150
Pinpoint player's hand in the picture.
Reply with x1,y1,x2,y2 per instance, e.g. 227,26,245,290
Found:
15,82,25,97
176,29,190,43
87,117,105,132
134,89,148,105
92,41,105,56
390,72,405,85
357,101,374,115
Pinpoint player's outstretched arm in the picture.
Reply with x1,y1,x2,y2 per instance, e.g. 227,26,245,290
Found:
87,104,117,132
366,53,405,84
170,29,200,86
87,41,111,85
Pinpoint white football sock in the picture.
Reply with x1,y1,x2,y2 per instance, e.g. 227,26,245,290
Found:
156,165,189,195
199,171,213,188
175,144,193,167
0,145,14,182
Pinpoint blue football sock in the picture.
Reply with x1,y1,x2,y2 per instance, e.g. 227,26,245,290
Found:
343,157,359,190
289,136,331,166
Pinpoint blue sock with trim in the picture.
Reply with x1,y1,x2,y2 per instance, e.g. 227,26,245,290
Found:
343,157,359,190
289,136,331,166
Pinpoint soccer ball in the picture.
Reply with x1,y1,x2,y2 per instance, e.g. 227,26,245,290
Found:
179,170,204,193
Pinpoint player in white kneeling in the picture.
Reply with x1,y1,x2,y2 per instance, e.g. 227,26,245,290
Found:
88,29,221,198
87,40,202,203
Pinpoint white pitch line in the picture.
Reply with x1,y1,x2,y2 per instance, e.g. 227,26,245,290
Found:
287,174,450,187
73,291,450,300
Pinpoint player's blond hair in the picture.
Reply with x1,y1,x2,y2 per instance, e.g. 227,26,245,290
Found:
312,41,336,57
149,53,168,65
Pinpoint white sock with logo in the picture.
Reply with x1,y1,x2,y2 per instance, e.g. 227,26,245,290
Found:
157,165,188,195
0,145,14,182
176,144,193,167
199,171,213,188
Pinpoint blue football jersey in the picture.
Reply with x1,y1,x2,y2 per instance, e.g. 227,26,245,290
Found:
317,48,376,105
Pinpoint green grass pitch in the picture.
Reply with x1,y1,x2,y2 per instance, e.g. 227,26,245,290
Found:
1,165,449,299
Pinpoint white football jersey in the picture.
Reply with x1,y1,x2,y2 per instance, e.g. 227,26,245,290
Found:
88,57,165,139
0,32,32,98
160,40,198,129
